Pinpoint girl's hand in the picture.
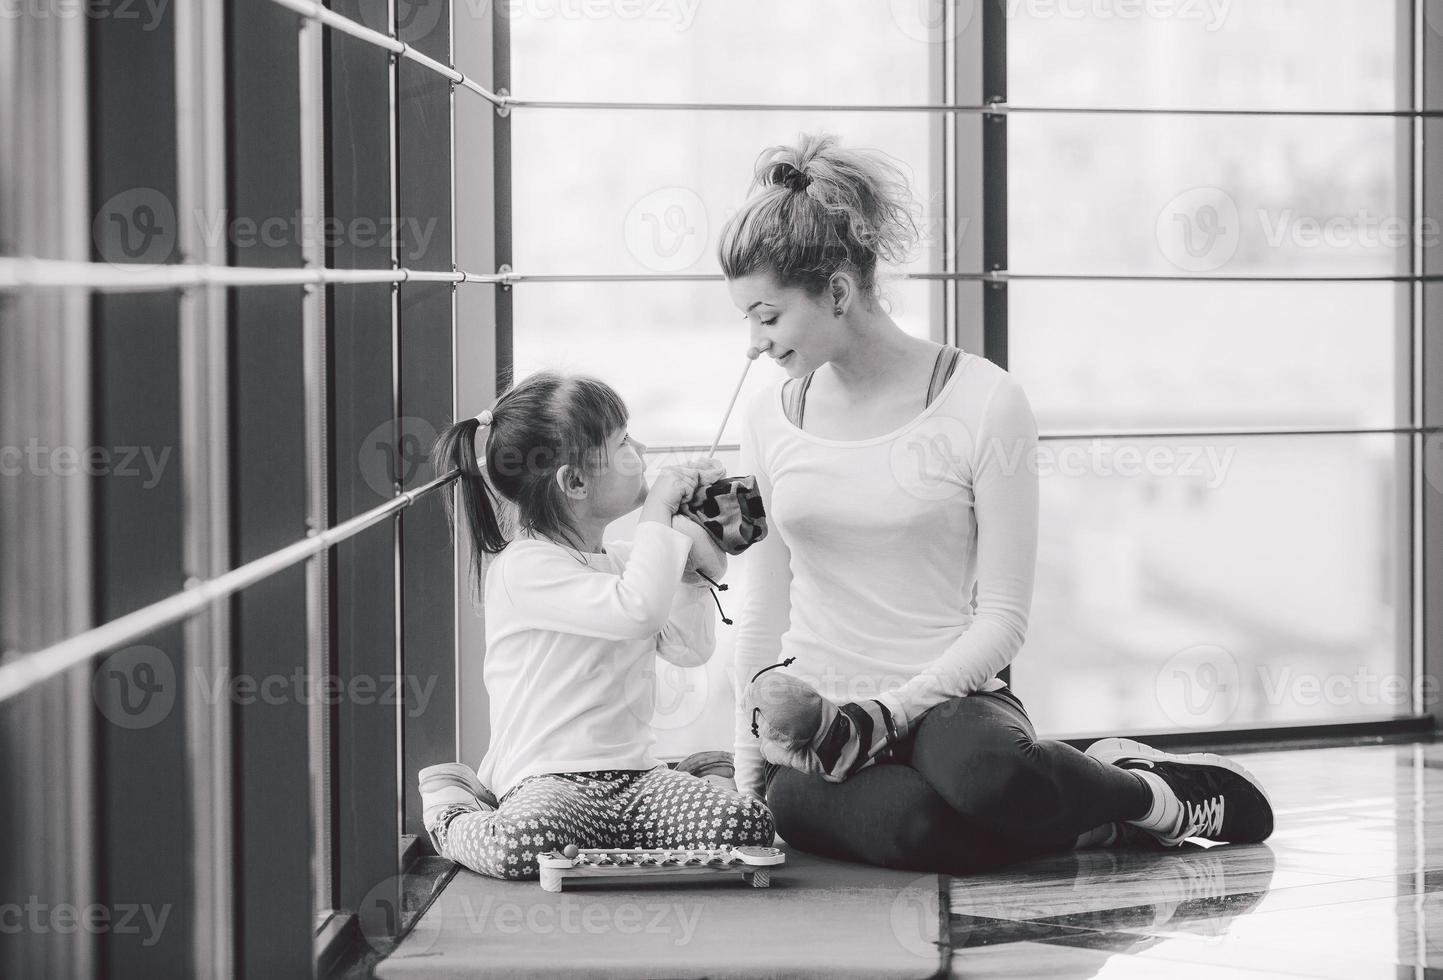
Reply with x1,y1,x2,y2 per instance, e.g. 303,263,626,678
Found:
671,514,727,584
647,458,727,515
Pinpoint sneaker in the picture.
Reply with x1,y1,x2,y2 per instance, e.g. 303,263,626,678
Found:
418,762,497,831
1085,737,1274,846
674,750,735,780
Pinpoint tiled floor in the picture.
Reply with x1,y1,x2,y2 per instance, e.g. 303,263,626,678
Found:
945,742,1443,979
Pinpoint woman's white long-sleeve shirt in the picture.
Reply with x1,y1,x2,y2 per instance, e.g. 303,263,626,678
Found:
476,520,718,799
731,350,1040,798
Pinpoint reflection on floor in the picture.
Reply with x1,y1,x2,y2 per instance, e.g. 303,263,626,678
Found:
946,742,1442,979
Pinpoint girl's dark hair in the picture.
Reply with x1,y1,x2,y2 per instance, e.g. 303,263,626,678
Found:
432,370,630,595
718,131,920,301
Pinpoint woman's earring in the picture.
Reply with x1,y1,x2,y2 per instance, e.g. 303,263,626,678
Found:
833,307,843,317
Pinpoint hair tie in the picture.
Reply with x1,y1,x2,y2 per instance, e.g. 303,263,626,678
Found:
475,409,493,427
781,166,811,193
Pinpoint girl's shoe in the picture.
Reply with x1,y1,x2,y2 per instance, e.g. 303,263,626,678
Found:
1086,737,1274,846
418,762,497,831
675,750,735,781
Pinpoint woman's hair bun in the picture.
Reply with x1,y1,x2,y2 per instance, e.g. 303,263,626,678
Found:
771,161,812,193
719,131,920,299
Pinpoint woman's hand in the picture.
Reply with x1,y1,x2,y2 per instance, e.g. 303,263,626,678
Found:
755,721,834,780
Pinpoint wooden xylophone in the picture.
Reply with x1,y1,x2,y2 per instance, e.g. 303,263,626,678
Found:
537,845,784,893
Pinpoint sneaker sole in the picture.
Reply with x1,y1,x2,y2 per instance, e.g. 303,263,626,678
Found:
418,762,497,808
1085,737,1274,810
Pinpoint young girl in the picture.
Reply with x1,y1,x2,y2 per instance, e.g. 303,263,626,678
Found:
418,370,775,880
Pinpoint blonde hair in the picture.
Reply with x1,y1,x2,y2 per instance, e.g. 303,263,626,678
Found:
718,132,920,299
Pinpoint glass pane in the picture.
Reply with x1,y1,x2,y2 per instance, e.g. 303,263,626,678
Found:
1010,115,1406,277
1009,281,1403,432
1013,433,1409,736
511,279,940,447
508,1,937,104
512,110,944,276
1008,0,1401,111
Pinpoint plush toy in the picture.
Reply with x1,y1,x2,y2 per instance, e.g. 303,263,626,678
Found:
681,475,767,555
747,669,902,783
669,475,768,627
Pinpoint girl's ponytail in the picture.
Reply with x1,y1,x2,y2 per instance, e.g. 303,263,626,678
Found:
434,415,508,594
435,370,631,596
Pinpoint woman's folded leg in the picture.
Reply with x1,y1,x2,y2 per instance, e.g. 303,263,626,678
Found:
764,756,1042,877
907,689,1152,851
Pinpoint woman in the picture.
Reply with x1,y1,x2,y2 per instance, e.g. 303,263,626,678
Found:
718,132,1274,876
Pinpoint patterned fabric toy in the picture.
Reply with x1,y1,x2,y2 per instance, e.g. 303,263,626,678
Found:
681,475,768,555
672,475,769,626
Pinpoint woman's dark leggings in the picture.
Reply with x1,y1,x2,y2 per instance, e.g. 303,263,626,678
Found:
763,687,1153,877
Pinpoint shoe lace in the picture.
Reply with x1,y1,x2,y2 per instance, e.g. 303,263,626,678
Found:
694,570,732,625
748,657,797,737
1180,795,1225,839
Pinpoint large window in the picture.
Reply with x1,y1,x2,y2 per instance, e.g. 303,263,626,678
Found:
502,0,1419,745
